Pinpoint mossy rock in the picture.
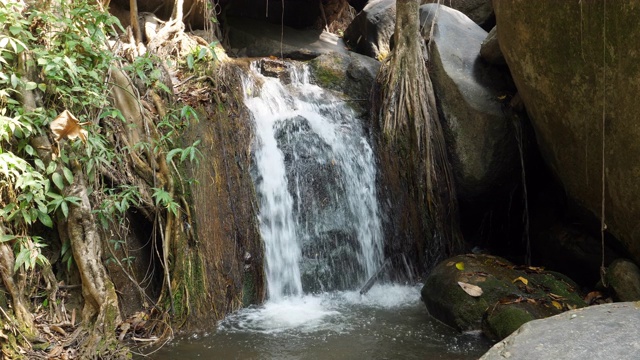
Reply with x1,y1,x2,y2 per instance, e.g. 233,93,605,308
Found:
421,254,586,340
308,51,380,114
482,303,536,340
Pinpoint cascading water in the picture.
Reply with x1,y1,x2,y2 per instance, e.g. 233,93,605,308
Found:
244,60,383,297
154,60,492,359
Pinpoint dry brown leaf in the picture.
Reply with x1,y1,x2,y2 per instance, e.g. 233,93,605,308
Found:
584,291,603,304
50,110,88,143
458,281,483,297
50,324,67,336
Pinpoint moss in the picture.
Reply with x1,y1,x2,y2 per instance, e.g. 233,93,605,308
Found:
309,54,345,90
531,272,585,308
484,305,535,340
314,66,344,89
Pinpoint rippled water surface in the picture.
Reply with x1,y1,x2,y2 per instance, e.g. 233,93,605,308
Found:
150,285,491,360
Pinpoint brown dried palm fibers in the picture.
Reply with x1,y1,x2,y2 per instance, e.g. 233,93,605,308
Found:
376,0,461,258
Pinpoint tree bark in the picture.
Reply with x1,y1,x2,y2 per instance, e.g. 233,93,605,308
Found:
375,0,462,269
0,228,35,337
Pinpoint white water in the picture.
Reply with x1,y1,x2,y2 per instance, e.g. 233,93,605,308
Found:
151,62,491,359
244,61,383,301
218,284,421,334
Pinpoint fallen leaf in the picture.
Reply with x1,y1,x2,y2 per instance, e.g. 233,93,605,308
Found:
512,276,528,285
50,110,87,142
455,262,465,271
458,281,482,297
551,300,562,310
584,291,603,304
50,324,67,336
548,293,566,301
446,261,455,266
526,266,545,273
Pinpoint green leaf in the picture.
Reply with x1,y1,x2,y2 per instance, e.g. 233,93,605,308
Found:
8,26,21,36
46,161,57,175
24,81,37,91
52,172,64,190
0,234,16,243
187,54,194,70
34,158,45,170
38,212,53,228
63,167,74,185
60,201,68,218
180,148,189,162
166,148,182,163
10,73,18,88
14,249,29,272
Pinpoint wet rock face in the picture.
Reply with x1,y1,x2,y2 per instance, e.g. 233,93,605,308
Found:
308,51,381,115
272,116,364,292
421,254,585,341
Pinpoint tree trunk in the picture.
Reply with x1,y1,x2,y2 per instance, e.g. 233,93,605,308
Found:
0,228,35,337
374,0,462,270
63,160,124,357
17,50,125,357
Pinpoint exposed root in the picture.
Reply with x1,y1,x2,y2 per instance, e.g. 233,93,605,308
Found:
374,0,462,267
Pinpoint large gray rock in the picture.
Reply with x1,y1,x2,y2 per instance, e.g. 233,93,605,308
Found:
420,4,518,199
494,1,640,266
343,0,395,60
344,0,493,58
480,26,505,65
424,0,494,27
227,17,348,60
480,302,640,360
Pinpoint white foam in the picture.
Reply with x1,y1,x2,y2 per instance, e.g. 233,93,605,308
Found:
219,285,420,335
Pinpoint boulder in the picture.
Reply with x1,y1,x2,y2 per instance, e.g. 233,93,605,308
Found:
606,259,640,301
227,17,348,60
479,26,505,65
343,0,395,60
421,254,585,340
494,1,640,265
480,302,640,360
534,223,624,286
420,4,519,199
308,51,381,114
344,0,493,60
423,0,494,27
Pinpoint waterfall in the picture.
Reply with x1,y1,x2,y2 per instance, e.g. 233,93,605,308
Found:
243,60,383,299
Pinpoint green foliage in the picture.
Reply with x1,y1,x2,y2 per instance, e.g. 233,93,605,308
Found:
152,187,179,217
0,0,203,276
0,0,121,271
185,42,220,71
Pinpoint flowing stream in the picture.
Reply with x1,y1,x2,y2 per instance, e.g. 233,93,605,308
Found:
151,61,490,359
